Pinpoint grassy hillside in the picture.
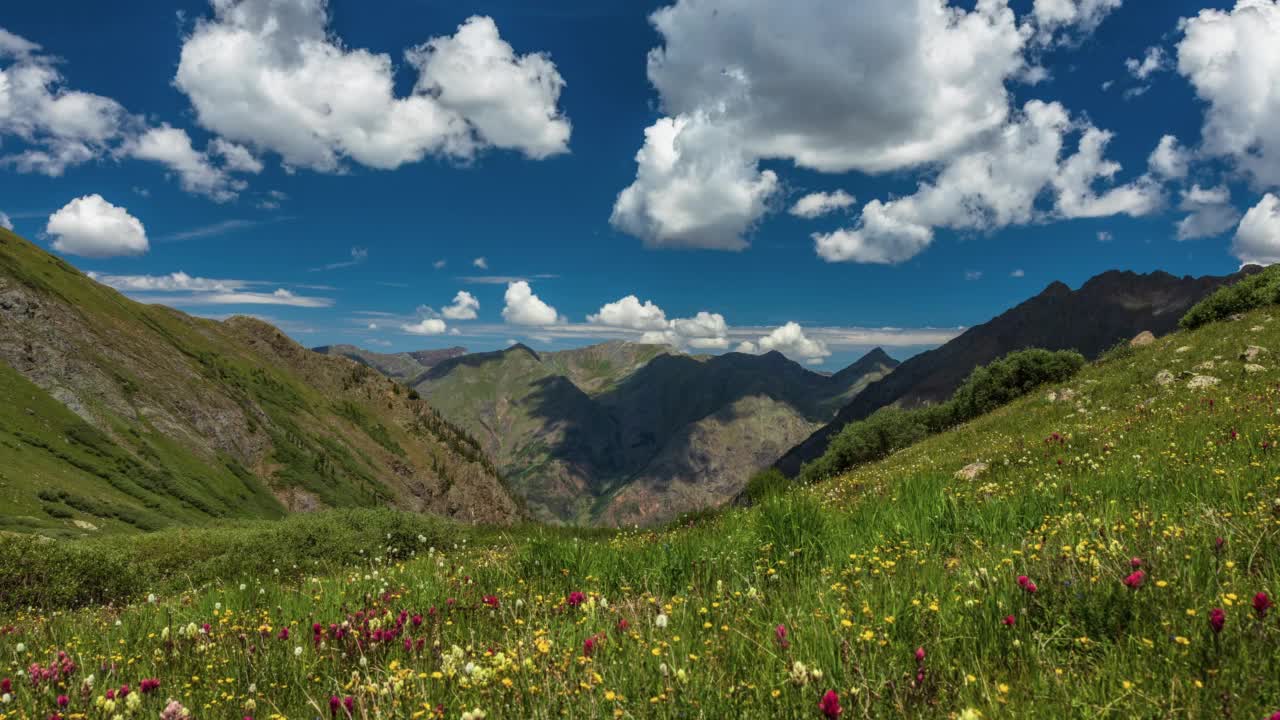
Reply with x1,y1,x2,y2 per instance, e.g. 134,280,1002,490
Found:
2,281,1276,717
0,229,519,534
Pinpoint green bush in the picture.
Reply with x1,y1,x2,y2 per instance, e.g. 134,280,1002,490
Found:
1180,265,1280,330
742,468,790,504
798,348,1084,485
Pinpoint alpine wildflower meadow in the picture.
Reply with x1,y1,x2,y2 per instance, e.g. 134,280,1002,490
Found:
2,307,1280,719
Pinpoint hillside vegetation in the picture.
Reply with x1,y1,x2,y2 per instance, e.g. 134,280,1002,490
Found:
0,229,519,534
777,268,1254,476
1,271,1278,718
791,348,1086,487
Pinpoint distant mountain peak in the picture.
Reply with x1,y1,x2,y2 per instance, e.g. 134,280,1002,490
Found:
505,342,541,359
1038,280,1072,298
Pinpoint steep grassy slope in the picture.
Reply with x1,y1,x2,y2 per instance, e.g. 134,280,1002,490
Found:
2,294,1277,718
0,229,519,534
413,342,896,525
778,268,1257,476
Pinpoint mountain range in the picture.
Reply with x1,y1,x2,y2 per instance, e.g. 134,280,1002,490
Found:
0,229,519,537
774,267,1259,475
374,341,898,525
0,221,1257,535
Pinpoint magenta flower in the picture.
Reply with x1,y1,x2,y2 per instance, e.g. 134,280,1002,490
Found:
1209,608,1226,634
1122,570,1145,590
139,678,160,694
483,595,500,609
914,647,925,663
1003,614,1016,626
1130,557,1143,568
775,624,790,649
1254,592,1273,619
583,636,598,657
818,689,843,718
57,695,68,708
567,591,587,608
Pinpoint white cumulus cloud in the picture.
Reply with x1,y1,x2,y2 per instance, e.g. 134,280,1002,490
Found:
1177,0,1280,188
0,29,133,176
174,3,570,172
587,295,670,331
502,281,560,326
1125,46,1168,80
1176,184,1241,240
126,124,245,202
1148,135,1189,179
0,211,12,230
1234,193,1280,266
402,317,448,335
753,322,832,364
1031,0,1123,44
46,194,149,258
790,190,857,219
441,290,480,320
611,0,1028,250
815,101,1162,264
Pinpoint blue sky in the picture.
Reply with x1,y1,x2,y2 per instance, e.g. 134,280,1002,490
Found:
3,0,1279,369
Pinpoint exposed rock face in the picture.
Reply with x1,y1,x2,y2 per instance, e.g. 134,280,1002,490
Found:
1155,370,1175,385
777,268,1258,477
1188,375,1220,389
1130,331,1156,347
955,463,989,481
1242,346,1267,362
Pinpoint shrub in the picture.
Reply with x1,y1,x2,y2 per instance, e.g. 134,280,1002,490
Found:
798,348,1084,485
742,468,790,504
1180,265,1280,330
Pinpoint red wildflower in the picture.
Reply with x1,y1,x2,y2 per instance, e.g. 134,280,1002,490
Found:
616,618,630,632
412,614,423,627
1024,581,1038,594
343,697,354,714
1123,570,1145,590
818,689,843,719
483,595,500,609
139,678,160,694
567,591,587,608
1130,557,1143,568
277,627,289,641
775,624,790,649
583,636,597,657
1016,575,1029,588
914,647,925,663
57,695,68,708
1254,592,1273,619
1209,608,1226,634
1003,615,1016,626
1,678,9,694
329,697,340,716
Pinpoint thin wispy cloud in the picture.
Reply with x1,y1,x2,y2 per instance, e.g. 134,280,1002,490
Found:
139,289,334,308
458,274,559,285
309,246,368,272
158,216,293,242
89,271,333,308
